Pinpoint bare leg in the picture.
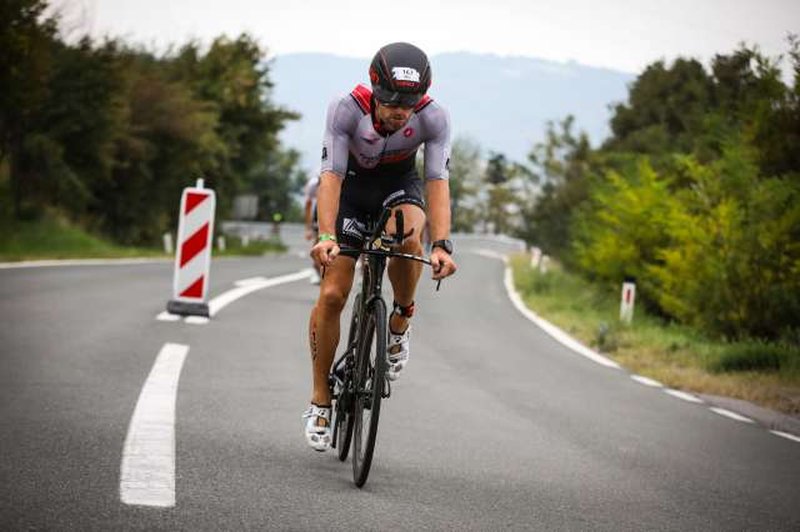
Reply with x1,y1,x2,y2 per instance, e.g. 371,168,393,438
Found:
386,204,427,333
309,256,356,406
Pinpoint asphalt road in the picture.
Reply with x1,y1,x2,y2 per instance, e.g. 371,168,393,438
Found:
1,227,798,530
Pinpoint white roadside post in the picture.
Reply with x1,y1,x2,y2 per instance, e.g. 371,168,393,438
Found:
166,178,216,317
539,255,550,274
162,232,173,254
242,234,250,247
217,235,226,252
620,278,636,324
530,246,542,269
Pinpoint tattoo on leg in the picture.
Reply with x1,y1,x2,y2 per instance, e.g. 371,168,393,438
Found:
310,316,318,361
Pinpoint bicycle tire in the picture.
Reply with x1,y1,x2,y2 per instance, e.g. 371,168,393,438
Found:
352,297,387,487
334,294,361,461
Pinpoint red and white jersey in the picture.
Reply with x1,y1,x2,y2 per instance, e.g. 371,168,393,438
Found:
320,84,451,181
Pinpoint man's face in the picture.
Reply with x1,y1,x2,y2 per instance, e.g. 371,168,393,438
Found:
374,102,415,132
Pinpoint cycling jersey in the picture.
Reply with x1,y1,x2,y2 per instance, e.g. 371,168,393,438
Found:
320,84,451,181
320,85,451,248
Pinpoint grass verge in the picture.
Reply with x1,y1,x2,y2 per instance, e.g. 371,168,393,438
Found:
1,213,286,261
0,214,165,260
510,254,800,415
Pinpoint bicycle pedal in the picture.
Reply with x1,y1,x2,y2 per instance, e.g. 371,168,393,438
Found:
382,377,392,399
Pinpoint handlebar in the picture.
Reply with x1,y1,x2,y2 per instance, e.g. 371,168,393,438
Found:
342,208,442,290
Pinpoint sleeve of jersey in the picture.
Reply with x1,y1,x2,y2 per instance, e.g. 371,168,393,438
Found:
423,106,452,181
320,98,353,179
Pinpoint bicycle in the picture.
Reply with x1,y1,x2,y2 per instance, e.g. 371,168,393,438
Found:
327,207,439,487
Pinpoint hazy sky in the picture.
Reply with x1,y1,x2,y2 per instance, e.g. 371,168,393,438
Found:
63,0,798,73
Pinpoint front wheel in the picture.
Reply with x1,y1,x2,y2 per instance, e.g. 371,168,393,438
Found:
352,298,387,487
334,294,361,461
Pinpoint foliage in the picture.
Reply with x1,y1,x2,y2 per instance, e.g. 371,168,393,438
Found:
572,159,676,302
447,136,484,232
519,116,592,256
0,2,302,246
648,143,800,341
518,39,800,346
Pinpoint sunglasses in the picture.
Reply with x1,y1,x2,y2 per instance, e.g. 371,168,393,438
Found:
372,85,424,108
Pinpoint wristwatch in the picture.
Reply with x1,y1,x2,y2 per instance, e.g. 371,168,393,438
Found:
431,239,453,255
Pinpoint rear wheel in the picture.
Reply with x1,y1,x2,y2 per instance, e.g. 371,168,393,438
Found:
352,298,387,487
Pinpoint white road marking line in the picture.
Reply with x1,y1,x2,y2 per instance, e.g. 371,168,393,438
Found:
709,407,755,424
474,248,795,441
664,389,704,403
496,257,621,370
770,430,800,443
473,249,507,261
234,276,269,287
120,343,188,507
0,258,170,269
156,312,181,322
208,269,312,316
630,375,663,387
154,269,312,323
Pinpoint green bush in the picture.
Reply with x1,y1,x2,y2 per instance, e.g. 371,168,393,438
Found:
571,158,677,303
648,144,800,341
710,342,800,374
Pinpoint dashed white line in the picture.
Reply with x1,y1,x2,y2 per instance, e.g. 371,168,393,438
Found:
120,343,189,507
709,407,755,424
630,375,663,387
664,389,704,403
770,430,800,443
473,248,800,442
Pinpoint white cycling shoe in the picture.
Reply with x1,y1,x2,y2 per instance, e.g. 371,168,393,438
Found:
386,326,410,381
302,404,331,452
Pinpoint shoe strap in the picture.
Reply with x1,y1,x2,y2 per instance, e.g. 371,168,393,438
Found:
304,404,331,422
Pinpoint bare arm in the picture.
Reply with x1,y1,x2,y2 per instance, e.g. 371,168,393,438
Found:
316,171,342,238
425,178,451,242
310,171,343,268
425,178,456,280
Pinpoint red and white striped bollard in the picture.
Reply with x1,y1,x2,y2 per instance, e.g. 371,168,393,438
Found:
166,178,216,317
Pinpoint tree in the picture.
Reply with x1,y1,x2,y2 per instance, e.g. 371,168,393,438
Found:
447,136,483,232
0,0,58,218
171,35,300,217
521,116,592,256
605,58,713,157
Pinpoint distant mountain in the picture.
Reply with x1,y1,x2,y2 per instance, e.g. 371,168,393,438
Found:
269,52,634,170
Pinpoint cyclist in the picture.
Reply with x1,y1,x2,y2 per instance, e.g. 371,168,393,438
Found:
303,173,322,284
303,42,457,451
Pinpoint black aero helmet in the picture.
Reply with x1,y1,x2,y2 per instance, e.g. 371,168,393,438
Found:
369,42,431,107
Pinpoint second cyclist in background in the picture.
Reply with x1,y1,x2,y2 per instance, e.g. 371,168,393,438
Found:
303,173,322,285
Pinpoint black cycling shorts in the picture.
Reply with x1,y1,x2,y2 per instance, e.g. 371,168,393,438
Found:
335,166,425,249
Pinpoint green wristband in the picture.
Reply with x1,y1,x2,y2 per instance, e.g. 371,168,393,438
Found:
318,233,337,243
